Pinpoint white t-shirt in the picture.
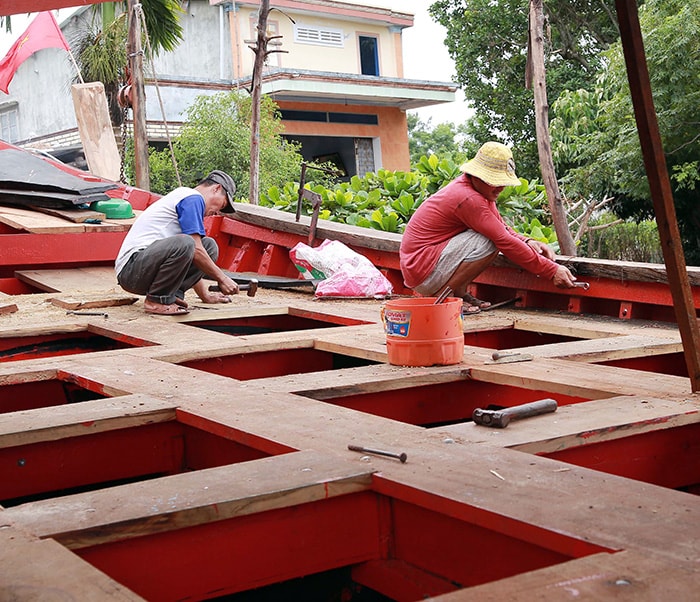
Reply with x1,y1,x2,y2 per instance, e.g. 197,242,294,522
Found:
115,187,206,276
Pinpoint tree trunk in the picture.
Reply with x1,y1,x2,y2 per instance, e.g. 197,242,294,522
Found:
527,0,576,256
127,0,150,190
248,0,270,205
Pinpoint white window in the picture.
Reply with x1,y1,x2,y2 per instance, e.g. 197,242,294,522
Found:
294,24,344,48
0,105,19,143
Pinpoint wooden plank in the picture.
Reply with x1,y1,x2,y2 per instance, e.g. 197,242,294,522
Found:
312,323,390,362
0,204,134,233
29,204,107,223
230,203,700,286
512,311,677,339
0,528,143,600
615,0,700,393
71,83,121,182
513,334,682,363
495,250,700,286
48,293,138,310
42,355,700,566
0,302,18,315
88,210,140,231
0,394,176,449
15,267,120,293
4,450,374,549
469,356,691,400
0,204,87,233
231,202,403,253
436,549,698,600
254,362,470,399
437,395,700,454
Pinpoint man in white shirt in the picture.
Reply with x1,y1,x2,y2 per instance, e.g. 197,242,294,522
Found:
115,170,239,315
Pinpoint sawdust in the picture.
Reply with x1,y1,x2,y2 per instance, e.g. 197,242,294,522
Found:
0,279,387,332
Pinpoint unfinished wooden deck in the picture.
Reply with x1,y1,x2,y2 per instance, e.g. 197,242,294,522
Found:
1,266,699,600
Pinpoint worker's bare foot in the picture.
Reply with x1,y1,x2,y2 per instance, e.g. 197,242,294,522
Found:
144,300,189,315
174,297,188,308
463,292,491,310
462,303,482,315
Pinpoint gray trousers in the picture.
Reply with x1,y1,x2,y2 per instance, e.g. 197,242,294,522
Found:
117,234,219,305
415,230,496,296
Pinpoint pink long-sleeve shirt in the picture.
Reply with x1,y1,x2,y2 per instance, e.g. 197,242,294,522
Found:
400,174,559,289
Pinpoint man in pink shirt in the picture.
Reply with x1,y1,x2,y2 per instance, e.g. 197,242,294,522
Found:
400,142,576,313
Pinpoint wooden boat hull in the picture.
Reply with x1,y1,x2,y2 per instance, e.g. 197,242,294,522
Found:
1,159,699,600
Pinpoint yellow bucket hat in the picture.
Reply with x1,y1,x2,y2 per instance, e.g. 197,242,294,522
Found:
460,142,521,187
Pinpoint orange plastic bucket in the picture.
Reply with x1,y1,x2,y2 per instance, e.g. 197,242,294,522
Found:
382,297,464,366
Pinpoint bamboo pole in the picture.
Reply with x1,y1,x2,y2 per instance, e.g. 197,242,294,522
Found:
248,0,270,205
127,0,150,190
527,0,576,256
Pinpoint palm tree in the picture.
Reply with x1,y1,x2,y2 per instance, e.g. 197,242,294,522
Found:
74,0,184,126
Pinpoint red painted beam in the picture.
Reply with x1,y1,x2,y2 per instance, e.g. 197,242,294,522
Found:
544,421,700,489
314,380,587,427
0,423,184,502
216,218,402,273
181,348,338,381
0,422,272,503
353,558,459,601
476,266,700,309
78,493,381,601
392,499,578,588
372,477,612,560
0,378,80,414
0,233,125,269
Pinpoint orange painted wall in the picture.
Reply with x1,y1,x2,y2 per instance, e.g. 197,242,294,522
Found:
276,100,410,171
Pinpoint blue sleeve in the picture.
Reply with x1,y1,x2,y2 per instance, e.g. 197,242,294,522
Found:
176,194,206,236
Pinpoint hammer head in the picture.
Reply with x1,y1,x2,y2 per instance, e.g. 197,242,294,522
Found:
472,408,510,428
241,279,258,297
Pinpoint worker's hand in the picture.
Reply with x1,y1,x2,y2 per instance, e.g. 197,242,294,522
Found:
216,275,239,297
195,275,238,304
552,265,577,288
527,239,556,260
199,290,232,304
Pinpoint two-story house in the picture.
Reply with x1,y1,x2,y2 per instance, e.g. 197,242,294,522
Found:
1,0,456,180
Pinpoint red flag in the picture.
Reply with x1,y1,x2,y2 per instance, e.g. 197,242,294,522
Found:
0,11,71,94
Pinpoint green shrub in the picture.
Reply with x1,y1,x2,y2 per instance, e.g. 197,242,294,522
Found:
260,154,555,237
584,214,662,262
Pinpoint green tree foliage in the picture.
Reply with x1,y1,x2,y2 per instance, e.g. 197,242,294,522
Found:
583,215,662,263
429,0,620,177
74,1,184,125
407,113,469,165
136,0,183,54
147,91,304,198
262,153,551,240
75,13,128,124
550,0,700,262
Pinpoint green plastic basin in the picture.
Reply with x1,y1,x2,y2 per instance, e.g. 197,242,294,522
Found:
91,199,135,219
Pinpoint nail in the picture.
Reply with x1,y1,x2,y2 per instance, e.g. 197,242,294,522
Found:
348,444,407,463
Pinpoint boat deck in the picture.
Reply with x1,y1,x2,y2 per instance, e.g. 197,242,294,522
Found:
1,265,699,600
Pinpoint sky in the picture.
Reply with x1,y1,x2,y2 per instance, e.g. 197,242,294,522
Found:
0,1,467,125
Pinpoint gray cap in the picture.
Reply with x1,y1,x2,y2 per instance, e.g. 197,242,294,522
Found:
205,170,236,213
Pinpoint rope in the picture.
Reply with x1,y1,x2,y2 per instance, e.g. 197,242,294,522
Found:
133,2,182,186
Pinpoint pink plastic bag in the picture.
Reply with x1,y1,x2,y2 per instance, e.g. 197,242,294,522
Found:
289,240,393,298
315,263,393,298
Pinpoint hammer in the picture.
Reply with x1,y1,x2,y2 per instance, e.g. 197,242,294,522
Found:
208,279,258,297
472,398,558,428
